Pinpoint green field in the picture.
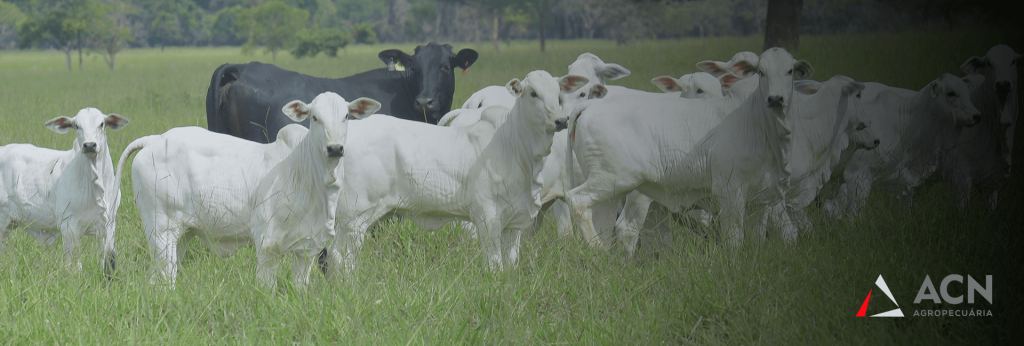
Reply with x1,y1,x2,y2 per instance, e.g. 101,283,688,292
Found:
1,32,1021,344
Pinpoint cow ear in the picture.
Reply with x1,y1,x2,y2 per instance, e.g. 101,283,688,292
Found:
651,76,681,92
378,49,412,71
589,84,608,99
506,78,523,97
719,73,740,92
348,97,382,119
793,80,821,95
729,60,758,78
452,49,479,70
793,60,815,80
962,74,985,91
44,116,75,134
596,63,630,81
959,56,987,75
559,75,589,94
282,100,311,122
929,79,943,98
104,113,129,130
696,60,730,78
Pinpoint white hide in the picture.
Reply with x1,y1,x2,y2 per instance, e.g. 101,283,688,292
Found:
461,85,516,111
941,44,1020,212
651,72,724,99
0,108,129,275
696,51,760,79
824,73,984,218
567,48,814,247
328,71,587,273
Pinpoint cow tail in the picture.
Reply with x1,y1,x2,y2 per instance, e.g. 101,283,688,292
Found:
206,64,239,135
115,136,153,192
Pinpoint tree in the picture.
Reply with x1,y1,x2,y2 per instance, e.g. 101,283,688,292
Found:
764,0,802,51
237,1,308,61
563,0,612,39
17,5,88,71
89,0,135,70
147,0,205,50
352,22,377,44
0,1,27,49
291,27,350,58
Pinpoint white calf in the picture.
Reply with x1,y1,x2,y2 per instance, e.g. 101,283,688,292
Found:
119,92,376,287
0,108,129,275
941,44,1020,212
328,71,587,273
824,73,983,218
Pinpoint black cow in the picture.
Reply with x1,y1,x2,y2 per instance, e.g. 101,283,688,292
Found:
206,42,478,143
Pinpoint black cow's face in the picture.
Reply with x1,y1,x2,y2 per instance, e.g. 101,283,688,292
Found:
378,43,478,123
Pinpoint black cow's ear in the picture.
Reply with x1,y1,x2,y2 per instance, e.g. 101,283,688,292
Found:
453,49,479,70
378,49,412,68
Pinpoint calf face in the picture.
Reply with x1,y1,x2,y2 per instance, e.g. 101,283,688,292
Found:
931,73,984,127
283,93,381,159
44,108,129,157
849,90,880,150
378,43,478,122
961,44,1019,125
562,53,630,111
731,48,814,110
651,72,723,99
506,71,588,133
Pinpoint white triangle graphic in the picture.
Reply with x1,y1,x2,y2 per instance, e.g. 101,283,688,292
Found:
870,275,904,318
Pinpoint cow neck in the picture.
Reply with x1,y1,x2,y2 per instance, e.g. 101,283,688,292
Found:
487,97,552,193
751,87,794,196
900,88,956,161
65,139,114,224
286,130,342,199
967,76,1016,171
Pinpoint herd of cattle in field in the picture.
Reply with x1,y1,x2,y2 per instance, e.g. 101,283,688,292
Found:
0,42,1018,289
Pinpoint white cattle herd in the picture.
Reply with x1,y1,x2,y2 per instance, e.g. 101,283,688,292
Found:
0,44,1018,289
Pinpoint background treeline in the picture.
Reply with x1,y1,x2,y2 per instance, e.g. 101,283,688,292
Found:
0,0,1015,69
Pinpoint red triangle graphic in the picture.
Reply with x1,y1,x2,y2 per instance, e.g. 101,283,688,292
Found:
856,289,872,317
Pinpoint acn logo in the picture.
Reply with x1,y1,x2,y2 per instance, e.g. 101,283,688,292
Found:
856,275,904,317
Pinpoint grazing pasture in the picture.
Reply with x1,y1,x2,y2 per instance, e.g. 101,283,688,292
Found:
1,32,1021,344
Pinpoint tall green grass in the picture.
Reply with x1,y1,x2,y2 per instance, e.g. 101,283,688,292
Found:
1,32,1021,344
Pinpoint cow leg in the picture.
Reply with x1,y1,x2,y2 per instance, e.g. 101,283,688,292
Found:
147,220,183,287
789,208,813,237
0,215,8,254
256,250,279,289
980,189,998,214
615,191,653,258
101,220,117,280
567,180,623,249
61,222,86,273
459,221,478,240
474,214,505,272
502,228,523,269
291,250,317,289
950,175,973,212
717,186,747,246
551,199,573,238
335,210,387,275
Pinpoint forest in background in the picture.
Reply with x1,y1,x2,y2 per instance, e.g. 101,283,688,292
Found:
0,0,1016,70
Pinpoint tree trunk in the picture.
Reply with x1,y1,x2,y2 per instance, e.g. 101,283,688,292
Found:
64,48,72,71
538,10,546,53
108,52,115,71
77,32,83,71
764,0,803,51
492,10,500,53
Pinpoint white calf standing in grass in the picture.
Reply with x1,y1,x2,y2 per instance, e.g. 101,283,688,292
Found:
567,48,813,246
824,73,983,218
941,44,1020,213
119,92,377,287
328,71,587,273
250,95,380,288
0,108,129,276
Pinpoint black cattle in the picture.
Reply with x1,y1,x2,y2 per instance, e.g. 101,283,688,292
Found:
206,42,478,143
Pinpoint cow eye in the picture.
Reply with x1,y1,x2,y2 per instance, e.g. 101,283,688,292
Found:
697,89,704,94
311,115,319,122
856,92,862,98
947,91,956,98
531,91,538,98
99,123,105,129
441,64,450,72
787,69,793,75
578,92,585,98
758,71,765,77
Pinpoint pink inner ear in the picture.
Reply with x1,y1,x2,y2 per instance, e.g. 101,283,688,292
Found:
562,76,584,91
56,117,74,127
289,103,307,115
720,74,739,89
351,101,370,114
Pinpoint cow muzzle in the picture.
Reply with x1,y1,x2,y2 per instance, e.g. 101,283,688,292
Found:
327,145,344,158
767,96,785,108
82,142,98,154
554,118,568,131
996,81,1012,104
415,97,438,113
